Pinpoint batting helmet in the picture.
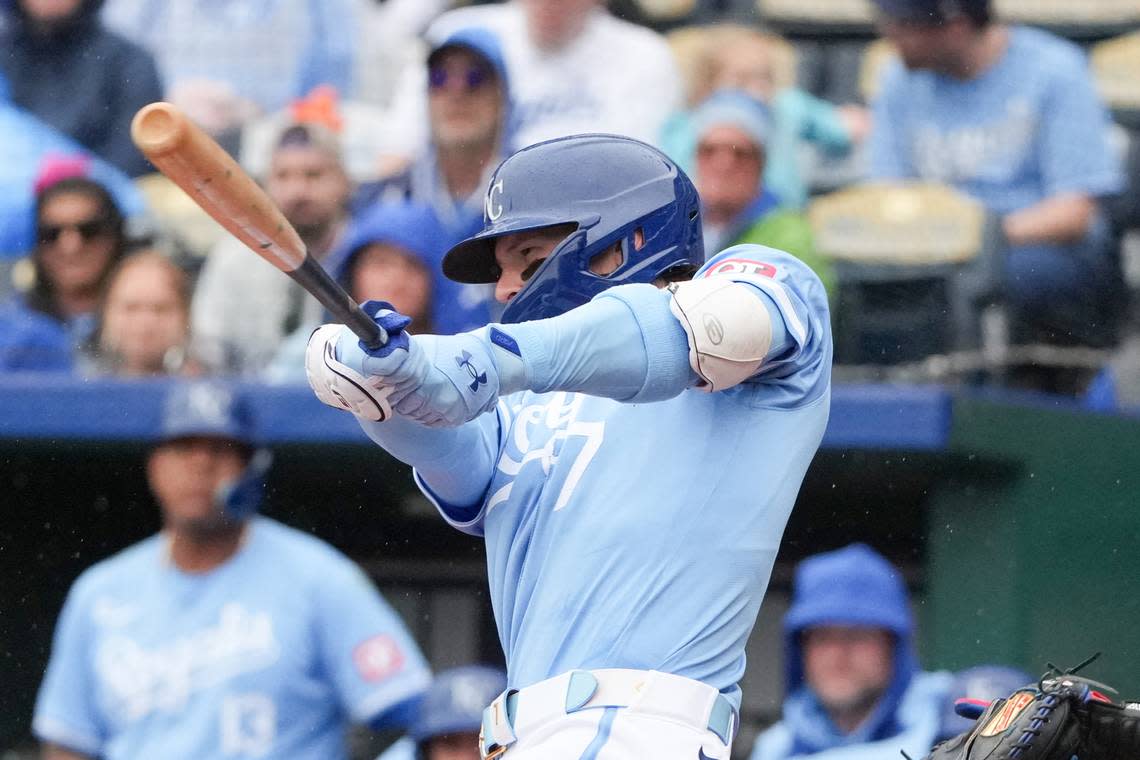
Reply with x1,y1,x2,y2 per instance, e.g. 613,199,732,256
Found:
410,665,507,755
442,133,704,323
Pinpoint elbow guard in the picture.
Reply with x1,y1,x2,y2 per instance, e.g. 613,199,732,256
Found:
667,278,772,392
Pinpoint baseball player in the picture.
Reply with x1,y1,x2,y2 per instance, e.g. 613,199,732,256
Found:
306,133,833,758
34,380,431,760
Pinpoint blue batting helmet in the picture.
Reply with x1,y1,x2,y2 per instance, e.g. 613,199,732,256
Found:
410,665,507,753
441,133,704,323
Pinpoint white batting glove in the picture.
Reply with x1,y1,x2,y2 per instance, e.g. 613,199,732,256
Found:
305,324,395,422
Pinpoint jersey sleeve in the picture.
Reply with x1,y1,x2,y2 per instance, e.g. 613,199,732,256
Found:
1038,52,1124,198
33,578,106,756
695,244,833,407
314,556,431,729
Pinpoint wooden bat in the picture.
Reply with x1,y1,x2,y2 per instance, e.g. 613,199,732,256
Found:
130,102,386,348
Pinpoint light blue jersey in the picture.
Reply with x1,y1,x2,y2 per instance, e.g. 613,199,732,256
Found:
34,517,430,759
870,26,1123,213
416,246,832,709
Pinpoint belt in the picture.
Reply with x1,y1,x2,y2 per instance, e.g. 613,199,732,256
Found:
479,669,737,759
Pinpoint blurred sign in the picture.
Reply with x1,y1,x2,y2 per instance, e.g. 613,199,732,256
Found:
995,0,1140,25
756,0,874,24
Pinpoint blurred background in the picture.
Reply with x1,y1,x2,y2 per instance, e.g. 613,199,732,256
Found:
1,0,1138,758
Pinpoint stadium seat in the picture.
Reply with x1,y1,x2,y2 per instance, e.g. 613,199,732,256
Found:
631,0,698,24
665,24,799,105
809,183,1002,365
994,0,1139,40
859,38,897,104
1091,31,1140,125
755,0,875,36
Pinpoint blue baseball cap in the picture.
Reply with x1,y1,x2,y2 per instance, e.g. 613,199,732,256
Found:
158,381,258,447
411,665,507,744
871,0,990,23
427,26,508,86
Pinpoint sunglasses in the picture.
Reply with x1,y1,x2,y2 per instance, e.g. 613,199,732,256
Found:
428,64,493,93
37,218,113,245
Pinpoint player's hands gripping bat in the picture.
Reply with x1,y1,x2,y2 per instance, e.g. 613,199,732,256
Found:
129,102,386,349
304,301,502,425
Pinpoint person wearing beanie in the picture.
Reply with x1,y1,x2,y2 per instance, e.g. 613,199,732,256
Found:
691,90,834,299
750,544,951,760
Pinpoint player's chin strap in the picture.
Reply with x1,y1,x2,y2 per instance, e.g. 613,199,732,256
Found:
214,449,274,520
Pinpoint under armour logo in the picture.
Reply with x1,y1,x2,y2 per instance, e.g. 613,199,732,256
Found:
456,350,487,392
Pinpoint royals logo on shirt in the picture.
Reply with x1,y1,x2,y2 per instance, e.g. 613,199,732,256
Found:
353,634,405,682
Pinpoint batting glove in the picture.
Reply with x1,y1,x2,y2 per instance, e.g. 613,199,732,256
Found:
307,301,502,427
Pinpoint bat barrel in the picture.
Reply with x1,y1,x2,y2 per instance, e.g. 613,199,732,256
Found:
131,102,191,158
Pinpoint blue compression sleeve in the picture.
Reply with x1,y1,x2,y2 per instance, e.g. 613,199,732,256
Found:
356,413,498,508
486,282,791,401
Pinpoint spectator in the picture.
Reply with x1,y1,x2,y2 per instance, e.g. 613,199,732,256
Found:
33,380,431,759
357,27,509,334
0,160,130,372
191,122,351,374
663,25,866,209
868,0,1126,387
388,0,680,155
691,91,834,297
265,201,442,383
101,0,357,138
750,544,951,760
0,0,162,177
83,249,195,377
377,665,507,760
0,76,146,261
936,665,1033,743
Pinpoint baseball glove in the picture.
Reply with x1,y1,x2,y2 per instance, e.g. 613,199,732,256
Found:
924,658,1140,760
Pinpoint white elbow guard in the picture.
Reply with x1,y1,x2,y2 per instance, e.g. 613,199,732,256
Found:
667,278,772,392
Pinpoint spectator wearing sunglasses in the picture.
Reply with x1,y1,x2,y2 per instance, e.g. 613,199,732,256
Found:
691,90,834,300
0,158,130,372
355,27,510,335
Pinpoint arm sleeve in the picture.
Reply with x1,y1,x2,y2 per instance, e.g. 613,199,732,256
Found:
315,556,431,729
868,61,914,180
356,412,502,527
1038,55,1124,198
33,583,105,757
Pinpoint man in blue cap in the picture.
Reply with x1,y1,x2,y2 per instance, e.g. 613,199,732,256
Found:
868,0,1124,392
750,544,951,760
34,380,430,760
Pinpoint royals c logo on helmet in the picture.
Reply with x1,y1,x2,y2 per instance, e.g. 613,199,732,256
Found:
486,178,505,221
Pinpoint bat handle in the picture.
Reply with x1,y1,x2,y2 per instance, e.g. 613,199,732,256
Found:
346,303,389,350
293,256,389,349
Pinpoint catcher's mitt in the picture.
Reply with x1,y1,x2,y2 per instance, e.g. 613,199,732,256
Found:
924,661,1140,760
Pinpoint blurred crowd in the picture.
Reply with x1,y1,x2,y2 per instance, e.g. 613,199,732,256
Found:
1,0,1137,407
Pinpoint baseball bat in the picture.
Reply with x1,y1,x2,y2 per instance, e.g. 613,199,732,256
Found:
130,102,386,348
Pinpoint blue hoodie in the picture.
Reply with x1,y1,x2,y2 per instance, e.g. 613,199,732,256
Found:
264,202,449,383
751,544,950,760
